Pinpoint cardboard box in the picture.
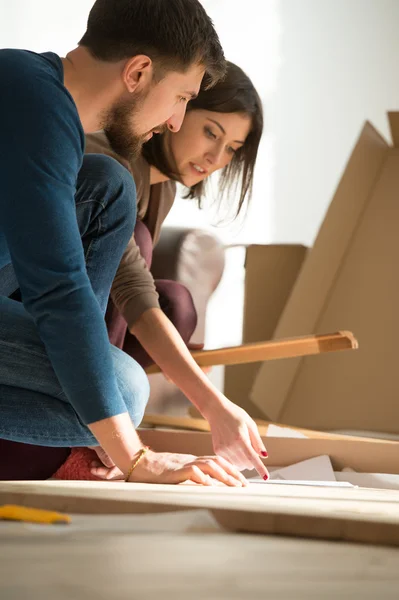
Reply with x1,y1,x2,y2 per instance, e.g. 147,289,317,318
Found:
224,244,307,417
140,429,399,475
251,112,399,434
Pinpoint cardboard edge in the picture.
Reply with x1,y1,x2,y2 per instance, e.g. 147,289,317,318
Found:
250,120,389,421
139,430,399,474
388,112,399,148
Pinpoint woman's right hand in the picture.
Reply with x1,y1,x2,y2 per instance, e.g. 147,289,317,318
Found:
91,449,248,487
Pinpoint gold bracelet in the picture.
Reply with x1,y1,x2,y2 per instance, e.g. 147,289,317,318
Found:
125,446,149,482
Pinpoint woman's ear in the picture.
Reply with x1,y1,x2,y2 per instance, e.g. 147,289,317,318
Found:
122,55,153,93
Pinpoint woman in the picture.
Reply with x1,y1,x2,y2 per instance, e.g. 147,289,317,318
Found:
81,61,267,483
87,61,263,370
2,62,269,485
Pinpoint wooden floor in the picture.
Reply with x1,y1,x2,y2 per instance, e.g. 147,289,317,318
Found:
1,510,399,600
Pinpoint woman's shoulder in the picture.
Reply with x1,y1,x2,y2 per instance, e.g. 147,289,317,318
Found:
85,132,151,201
85,132,131,170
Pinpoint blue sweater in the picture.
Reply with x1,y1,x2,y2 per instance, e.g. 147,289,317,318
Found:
0,49,127,424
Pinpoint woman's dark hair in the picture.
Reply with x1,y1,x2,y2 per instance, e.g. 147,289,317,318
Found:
79,0,226,86
142,61,264,219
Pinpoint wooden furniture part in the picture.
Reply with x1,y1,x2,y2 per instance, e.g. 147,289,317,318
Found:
2,479,399,547
145,331,358,375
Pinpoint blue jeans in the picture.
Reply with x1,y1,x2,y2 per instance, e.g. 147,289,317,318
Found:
0,154,149,447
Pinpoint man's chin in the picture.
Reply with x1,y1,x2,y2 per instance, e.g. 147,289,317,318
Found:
104,130,144,162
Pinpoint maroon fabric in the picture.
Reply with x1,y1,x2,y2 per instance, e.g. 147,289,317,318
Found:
0,439,70,481
1,220,197,480
121,278,197,368
106,220,197,369
106,220,154,348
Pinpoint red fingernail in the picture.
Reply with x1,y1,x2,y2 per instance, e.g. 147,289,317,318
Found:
261,451,268,458
263,474,269,481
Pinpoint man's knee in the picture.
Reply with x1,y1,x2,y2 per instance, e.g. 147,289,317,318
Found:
111,346,150,427
78,154,137,241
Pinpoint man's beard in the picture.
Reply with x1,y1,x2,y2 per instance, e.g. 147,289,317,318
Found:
102,93,148,162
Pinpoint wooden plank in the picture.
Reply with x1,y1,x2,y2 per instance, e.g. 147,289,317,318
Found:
145,331,358,375
2,480,399,547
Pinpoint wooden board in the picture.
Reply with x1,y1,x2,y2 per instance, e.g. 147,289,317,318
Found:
2,480,399,547
145,331,358,374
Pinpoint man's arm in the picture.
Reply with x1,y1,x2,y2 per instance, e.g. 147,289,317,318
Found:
0,53,142,473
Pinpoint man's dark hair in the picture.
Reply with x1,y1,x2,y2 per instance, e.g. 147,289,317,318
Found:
79,0,226,86
143,62,264,220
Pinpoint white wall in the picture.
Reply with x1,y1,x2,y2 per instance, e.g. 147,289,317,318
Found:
271,0,399,246
165,0,280,248
1,0,93,54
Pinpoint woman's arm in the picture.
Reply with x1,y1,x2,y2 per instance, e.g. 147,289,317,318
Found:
111,234,160,326
130,307,269,479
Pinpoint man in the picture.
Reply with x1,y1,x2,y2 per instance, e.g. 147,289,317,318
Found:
0,0,268,484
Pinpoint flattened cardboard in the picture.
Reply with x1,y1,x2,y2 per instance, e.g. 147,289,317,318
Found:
242,245,308,343
224,245,307,417
251,113,399,433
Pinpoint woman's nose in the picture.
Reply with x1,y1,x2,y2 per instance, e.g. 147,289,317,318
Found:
205,144,224,166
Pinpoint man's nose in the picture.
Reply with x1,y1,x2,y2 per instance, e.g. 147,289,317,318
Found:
166,103,187,133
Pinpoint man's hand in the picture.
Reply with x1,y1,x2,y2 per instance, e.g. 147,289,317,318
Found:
202,398,269,480
90,449,248,487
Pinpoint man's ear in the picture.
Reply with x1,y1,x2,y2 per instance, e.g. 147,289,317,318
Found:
122,55,153,93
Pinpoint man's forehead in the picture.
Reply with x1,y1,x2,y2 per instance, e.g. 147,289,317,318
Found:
166,65,204,90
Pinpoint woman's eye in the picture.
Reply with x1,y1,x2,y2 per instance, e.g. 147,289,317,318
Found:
179,97,188,103
227,146,237,155
205,127,217,139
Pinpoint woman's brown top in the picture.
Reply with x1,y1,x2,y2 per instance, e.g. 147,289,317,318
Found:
85,132,176,327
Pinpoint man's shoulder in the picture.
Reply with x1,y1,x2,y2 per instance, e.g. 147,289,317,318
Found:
0,49,62,81
0,49,83,150
0,49,73,111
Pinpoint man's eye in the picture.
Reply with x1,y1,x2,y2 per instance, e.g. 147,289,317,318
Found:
179,97,188,103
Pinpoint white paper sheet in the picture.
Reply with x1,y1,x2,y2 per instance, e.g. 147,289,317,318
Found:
266,424,308,439
271,455,336,481
248,455,356,487
335,472,399,490
249,479,354,488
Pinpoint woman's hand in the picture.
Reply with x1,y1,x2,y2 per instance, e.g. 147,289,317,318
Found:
90,449,248,487
202,397,270,480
